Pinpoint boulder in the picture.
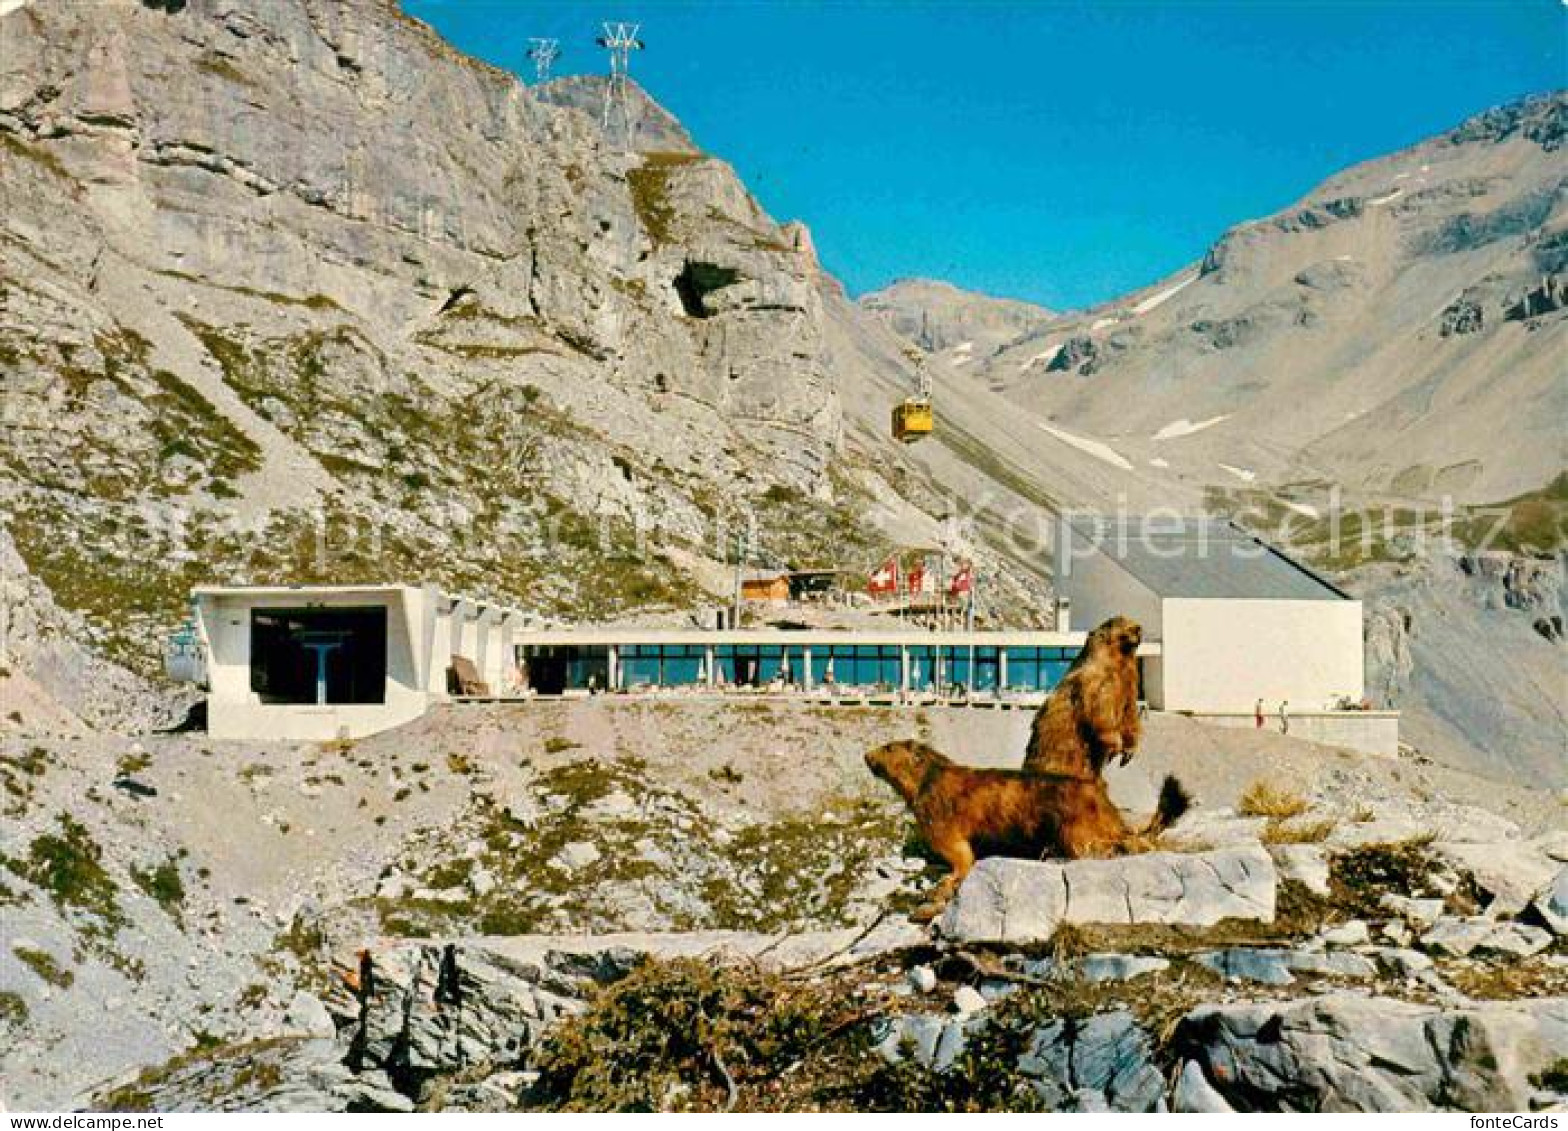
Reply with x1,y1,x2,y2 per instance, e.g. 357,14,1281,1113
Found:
1019,1011,1164,1113
1176,994,1568,1112
1271,844,1330,897
94,1038,353,1113
953,986,988,1015
353,944,581,1081
1320,920,1370,948
283,991,337,1040
1196,949,1294,986
1420,917,1553,959
1434,840,1559,915
872,1013,978,1073
551,841,602,872
1172,1059,1234,1113
939,847,1276,945
1380,894,1446,927
337,1073,416,1114
1533,866,1568,935
907,965,938,994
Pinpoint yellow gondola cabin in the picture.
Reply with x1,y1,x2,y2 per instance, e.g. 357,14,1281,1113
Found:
892,397,933,442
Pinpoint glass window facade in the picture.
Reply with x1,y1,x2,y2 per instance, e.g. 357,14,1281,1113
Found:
621,644,709,688
1005,647,1076,691
518,645,609,694
520,640,1089,694
810,645,901,690
944,646,1000,692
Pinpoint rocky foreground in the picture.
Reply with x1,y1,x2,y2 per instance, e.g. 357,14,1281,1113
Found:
3,530,1564,1112
86,820,1568,1113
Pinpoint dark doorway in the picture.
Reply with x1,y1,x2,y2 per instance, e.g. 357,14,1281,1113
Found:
250,607,388,705
522,645,609,695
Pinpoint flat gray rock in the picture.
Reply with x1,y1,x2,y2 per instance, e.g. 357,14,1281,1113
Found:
1078,953,1171,982
1195,947,1377,986
1178,994,1568,1112
940,847,1277,945
1420,917,1553,959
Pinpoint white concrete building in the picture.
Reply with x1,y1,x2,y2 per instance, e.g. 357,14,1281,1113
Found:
1054,515,1392,753
185,519,1395,757
191,584,529,740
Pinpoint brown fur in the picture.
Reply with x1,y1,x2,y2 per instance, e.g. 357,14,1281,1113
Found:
1023,614,1143,778
865,739,1190,916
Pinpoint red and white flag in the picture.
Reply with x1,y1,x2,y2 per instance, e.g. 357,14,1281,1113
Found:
867,555,901,597
949,562,974,596
906,560,926,596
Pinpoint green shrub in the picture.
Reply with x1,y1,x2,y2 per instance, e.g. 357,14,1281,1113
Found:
130,857,186,923
6,815,123,935
14,945,74,988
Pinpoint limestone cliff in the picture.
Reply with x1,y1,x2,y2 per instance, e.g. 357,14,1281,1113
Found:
0,0,1058,672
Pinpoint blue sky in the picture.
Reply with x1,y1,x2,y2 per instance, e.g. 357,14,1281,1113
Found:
407,1,1565,311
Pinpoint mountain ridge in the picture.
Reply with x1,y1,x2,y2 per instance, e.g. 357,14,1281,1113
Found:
927,90,1567,506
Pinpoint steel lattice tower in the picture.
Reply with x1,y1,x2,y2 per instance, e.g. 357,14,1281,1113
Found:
526,38,560,84
596,21,644,144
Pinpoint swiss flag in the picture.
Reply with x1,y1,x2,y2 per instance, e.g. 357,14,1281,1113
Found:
867,555,901,597
949,562,973,595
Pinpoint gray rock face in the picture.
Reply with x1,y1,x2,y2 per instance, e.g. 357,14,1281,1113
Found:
1177,995,1568,1112
964,91,1567,515
532,75,696,154
1019,1011,1165,1113
0,0,959,672
939,846,1277,945
350,943,588,1087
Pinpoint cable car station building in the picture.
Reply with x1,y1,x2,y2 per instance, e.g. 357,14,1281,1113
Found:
185,516,1394,755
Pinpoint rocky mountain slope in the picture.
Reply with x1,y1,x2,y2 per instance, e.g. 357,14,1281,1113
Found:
854,93,1568,790
953,91,1566,510
0,5,1565,1112
860,277,1055,358
0,0,1107,684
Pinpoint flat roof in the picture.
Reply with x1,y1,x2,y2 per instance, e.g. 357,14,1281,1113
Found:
192,583,532,621
193,583,420,598
1065,515,1351,601
516,627,1161,656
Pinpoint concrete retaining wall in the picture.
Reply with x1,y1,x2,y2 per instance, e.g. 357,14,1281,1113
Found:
1184,710,1400,758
